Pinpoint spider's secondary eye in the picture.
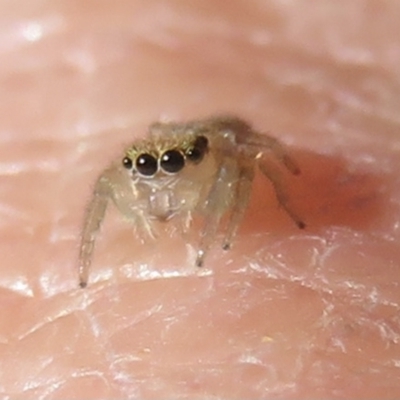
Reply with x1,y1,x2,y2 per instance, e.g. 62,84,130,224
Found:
122,157,133,169
136,153,158,176
160,149,185,173
186,135,208,163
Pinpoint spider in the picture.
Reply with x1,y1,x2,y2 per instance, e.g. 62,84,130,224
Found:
78,116,305,287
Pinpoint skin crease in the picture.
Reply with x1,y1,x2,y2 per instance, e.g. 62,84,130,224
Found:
1,0,400,398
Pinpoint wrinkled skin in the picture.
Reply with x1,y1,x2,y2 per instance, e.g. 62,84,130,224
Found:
1,1,400,399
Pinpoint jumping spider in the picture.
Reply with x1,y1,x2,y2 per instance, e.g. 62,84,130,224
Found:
79,116,305,287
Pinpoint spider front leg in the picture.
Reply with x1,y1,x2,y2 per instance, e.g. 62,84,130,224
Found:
196,158,237,267
222,163,254,251
79,173,112,288
79,166,160,287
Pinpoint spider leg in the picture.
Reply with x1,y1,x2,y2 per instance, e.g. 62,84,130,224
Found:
79,174,111,288
258,159,306,229
79,163,164,287
222,164,254,250
196,158,237,267
243,132,301,176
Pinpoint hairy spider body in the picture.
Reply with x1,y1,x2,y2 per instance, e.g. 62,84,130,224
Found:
78,116,305,287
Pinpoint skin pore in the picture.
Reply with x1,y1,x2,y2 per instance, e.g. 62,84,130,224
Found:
1,1,400,398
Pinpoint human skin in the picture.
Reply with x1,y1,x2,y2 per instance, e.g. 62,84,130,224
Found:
1,0,400,399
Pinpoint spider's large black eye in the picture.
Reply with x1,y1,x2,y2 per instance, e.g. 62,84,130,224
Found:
186,135,208,163
122,157,133,169
136,153,158,176
160,149,185,173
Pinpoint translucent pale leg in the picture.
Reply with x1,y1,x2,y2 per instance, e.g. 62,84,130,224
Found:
79,175,111,288
195,159,236,267
265,136,301,175
79,167,158,287
243,132,301,175
258,160,306,229
222,165,254,250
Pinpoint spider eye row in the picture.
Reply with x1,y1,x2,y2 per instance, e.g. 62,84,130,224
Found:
122,135,208,176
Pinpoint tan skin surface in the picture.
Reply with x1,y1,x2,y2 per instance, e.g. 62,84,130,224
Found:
1,1,400,398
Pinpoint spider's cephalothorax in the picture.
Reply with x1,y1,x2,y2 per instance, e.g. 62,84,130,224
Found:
78,116,305,287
